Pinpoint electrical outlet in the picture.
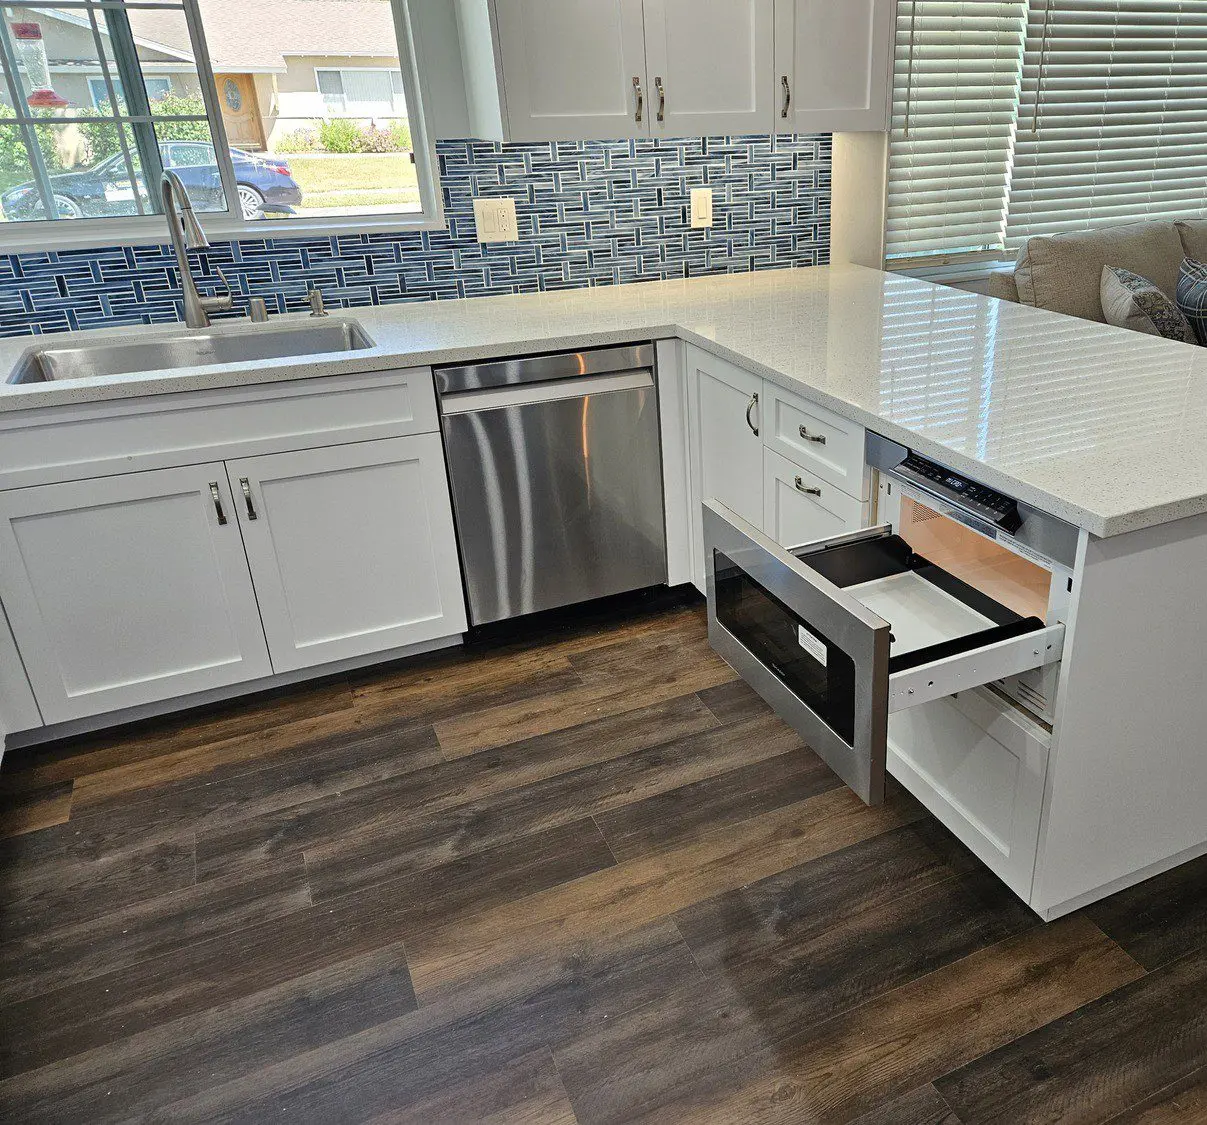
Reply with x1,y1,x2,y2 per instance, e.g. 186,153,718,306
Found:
690,187,713,229
473,196,519,243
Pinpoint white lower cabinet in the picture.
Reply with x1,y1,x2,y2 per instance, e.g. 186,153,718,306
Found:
227,435,467,673
886,688,1049,899
0,465,272,723
763,448,866,549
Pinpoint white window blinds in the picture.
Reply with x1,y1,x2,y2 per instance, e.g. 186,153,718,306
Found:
887,0,1207,262
1006,0,1207,242
886,1,1029,260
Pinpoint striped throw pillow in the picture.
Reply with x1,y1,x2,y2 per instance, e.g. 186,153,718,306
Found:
1176,258,1207,346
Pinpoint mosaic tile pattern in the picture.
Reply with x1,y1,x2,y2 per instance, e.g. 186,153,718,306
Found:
0,134,830,338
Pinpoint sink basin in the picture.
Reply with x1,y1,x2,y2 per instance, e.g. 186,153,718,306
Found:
8,319,375,384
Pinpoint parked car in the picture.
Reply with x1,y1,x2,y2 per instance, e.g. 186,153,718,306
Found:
1,142,302,222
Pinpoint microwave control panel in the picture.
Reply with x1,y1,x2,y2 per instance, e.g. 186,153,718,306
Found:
897,453,1024,534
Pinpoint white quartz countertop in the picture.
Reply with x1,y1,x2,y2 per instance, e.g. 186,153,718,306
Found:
3,264,1206,538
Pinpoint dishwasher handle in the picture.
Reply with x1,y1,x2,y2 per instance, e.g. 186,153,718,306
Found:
439,369,654,415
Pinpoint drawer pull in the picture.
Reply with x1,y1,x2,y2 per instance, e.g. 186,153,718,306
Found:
239,477,258,521
745,392,759,436
209,481,227,526
799,425,827,444
633,77,644,123
794,476,821,496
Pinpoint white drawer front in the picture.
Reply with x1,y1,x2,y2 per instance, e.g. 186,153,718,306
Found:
764,383,869,500
764,448,865,550
887,688,1048,901
0,369,438,489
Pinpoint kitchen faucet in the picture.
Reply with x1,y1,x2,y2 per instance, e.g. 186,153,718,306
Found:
161,170,231,329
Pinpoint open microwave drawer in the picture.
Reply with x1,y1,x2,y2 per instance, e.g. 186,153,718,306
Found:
703,501,1065,806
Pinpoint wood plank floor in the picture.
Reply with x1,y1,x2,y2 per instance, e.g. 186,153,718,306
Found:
1,593,1206,1123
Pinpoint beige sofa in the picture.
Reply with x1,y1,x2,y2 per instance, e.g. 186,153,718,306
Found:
987,218,1207,323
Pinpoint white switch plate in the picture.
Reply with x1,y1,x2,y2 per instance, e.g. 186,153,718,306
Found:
473,196,519,243
690,187,713,229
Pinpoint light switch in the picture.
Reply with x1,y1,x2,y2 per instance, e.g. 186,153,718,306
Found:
473,196,519,243
690,187,713,229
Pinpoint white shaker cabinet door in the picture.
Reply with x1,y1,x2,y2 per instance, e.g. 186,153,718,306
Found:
492,0,649,140
774,0,894,133
0,465,271,724
643,0,775,137
686,346,765,590
226,435,467,674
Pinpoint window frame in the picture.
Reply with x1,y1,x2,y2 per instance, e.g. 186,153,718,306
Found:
0,0,444,254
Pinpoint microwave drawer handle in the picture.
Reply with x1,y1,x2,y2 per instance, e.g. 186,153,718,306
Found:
799,425,826,444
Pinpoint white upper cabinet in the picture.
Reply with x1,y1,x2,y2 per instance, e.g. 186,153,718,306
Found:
490,0,649,140
464,0,892,141
774,0,894,133
643,0,774,137
226,435,468,674
0,466,271,724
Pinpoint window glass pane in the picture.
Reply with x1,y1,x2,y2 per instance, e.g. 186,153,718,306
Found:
0,1,217,226
152,119,226,213
216,0,421,220
2,121,148,221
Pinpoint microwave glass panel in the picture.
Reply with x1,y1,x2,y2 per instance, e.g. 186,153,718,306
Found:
713,550,858,746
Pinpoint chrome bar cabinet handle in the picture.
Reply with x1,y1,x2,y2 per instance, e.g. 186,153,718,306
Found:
745,392,759,436
795,476,821,496
239,477,258,520
209,481,227,525
633,77,644,123
781,75,791,119
656,76,665,122
798,425,826,444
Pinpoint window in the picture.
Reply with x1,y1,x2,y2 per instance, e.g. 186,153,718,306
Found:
316,69,406,117
0,0,438,246
89,76,172,109
886,0,1207,264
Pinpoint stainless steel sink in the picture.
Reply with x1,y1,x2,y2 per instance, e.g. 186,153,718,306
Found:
8,319,375,384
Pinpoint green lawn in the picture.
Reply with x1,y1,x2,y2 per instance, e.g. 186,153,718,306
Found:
284,153,419,211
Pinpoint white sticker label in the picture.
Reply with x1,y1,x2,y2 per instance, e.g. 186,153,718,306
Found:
798,626,828,667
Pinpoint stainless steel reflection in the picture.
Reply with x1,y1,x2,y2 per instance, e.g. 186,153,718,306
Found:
438,346,666,626
435,344,654,393
8,319,374,384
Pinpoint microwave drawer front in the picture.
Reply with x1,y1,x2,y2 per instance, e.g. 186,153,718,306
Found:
704,503,1065,808
704,501,892,806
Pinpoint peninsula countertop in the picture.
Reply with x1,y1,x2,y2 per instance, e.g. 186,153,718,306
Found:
3,264,1206,538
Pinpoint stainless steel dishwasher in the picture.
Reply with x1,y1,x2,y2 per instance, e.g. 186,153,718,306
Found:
435,344,667,626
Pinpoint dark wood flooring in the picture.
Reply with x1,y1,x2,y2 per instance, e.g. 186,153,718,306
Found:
1,596,1206,1123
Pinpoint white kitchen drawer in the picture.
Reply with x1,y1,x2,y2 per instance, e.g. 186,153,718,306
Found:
0,368,438,490
888,687,1048,901
764,448,866,549
763,382,869,500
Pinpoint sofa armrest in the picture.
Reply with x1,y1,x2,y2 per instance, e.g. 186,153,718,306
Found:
986,270,1019,303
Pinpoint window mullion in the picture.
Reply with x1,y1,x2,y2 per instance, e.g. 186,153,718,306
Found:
86,4,150,216
182,0,240,224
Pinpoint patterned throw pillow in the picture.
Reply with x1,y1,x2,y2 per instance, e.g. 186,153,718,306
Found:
1176,257,1207,346
1100,265,1195,343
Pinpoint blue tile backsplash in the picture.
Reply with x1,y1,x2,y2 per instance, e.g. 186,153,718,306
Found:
0,134,830,338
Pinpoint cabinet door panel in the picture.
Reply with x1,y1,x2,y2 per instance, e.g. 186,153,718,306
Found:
228,435,467,673
764,449,866,549
0,466,270,723
493,0,648,140
644,0,774,136
775,0,893,133
687,346,764,590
